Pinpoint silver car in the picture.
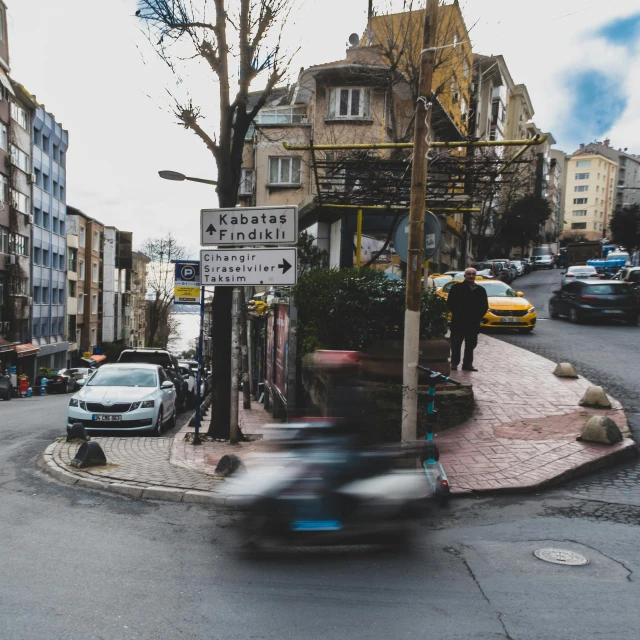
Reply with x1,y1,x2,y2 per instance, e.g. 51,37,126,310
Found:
67,364,177,436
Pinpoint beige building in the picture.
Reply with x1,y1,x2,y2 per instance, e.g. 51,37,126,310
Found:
562,152,617,241
130,251,149,348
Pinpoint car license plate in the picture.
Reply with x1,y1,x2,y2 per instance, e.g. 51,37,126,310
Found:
500,317,519,323
291,520,342,532
92,415,122,422
602,310,623,314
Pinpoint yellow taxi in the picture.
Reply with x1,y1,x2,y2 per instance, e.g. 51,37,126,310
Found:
425,273,453,290
439,279,536,333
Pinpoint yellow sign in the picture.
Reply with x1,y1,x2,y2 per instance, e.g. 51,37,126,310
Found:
83,352,91,359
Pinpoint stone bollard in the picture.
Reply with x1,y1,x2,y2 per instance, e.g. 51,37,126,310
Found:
553,363,578,378
577,416,623,445
579,385,612,409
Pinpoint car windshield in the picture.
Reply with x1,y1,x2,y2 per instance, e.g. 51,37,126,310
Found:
432,276,452,287
87,368,157,387
568,267,595,274
477,281,518,297
584,284,630,295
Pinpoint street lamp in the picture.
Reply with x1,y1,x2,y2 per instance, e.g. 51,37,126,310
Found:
158,170,218,186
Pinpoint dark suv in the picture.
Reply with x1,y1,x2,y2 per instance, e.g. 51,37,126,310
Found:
117,348,187,411
549,280,639,325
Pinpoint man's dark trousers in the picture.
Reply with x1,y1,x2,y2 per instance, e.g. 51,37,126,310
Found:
450,325,479,368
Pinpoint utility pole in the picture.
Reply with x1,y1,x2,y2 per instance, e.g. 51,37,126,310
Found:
230,287,241,444
401,1,438,444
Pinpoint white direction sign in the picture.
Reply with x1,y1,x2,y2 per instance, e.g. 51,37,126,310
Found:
200,248,297,286
201,205,298,246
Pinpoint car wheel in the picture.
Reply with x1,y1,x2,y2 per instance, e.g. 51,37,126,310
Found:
154,408,164,437
2,388,10,401
625,314,639,326
569,307,582,324
549,303,559,319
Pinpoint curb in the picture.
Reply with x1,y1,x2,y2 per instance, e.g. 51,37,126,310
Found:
451,438,639,497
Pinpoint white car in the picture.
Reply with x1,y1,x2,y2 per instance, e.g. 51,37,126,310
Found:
532,254,554,269
67,364,177,436
562,265,599,283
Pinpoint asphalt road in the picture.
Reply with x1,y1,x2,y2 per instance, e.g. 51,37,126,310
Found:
1,375,640,639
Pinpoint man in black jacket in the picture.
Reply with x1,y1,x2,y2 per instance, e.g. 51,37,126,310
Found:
447,268,489,371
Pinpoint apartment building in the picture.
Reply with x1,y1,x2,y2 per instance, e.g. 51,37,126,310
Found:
102,227,132,344
130,250,149,348
562,151,617,240
67,206,103,353
66,212,78,364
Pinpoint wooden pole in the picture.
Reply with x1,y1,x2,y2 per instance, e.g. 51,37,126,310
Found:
401,1,438,443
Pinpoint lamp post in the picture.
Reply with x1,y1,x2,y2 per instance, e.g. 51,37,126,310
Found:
158,170,218,186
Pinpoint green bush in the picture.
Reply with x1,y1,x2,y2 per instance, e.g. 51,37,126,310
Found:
292,268,448,358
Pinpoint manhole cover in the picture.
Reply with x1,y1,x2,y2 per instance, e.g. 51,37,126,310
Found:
534,548,589,566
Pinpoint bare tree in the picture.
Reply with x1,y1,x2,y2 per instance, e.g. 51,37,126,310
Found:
136,0,296,438
140,233,188,347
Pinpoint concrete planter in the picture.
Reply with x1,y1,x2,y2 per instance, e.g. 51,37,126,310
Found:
362,339,451,380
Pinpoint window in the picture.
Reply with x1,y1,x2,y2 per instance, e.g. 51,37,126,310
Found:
257,106,307,124
92,262,98,283
79,226,86,247
68,248,77,272
597,173,600,180
10,145,30,173
9,233,29,256
43,249,49,266
79,260,85,280
451,75,456,93
43,286,49,304
575,160,591,168
69,281,76,297
93,231,99,251
0,225,8,253
328,87,371,119
453,31,460,49
268,157,302,185
10,103,29,130
575,173,589,180
460,97,467,118
11,189,29,215
0,276,4,303
33,247,41,265
78,294,84,315
572,210,587,217
571,222,587,229
10,278,28,296
0,123,6,151
464,59,470,78
33,286,41,304
573,198,588,205
240,168,255,195
91,327,97,345
92,295,98,315
0,173,7,203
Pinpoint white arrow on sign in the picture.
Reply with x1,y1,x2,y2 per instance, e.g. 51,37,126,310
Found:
200,248,298,286
201,205,298,246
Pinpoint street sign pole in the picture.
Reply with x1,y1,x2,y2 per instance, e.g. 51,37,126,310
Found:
193,284,205,445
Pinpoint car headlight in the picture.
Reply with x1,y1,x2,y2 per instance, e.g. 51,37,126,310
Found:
528,306,535,313
78,401,87,411
141,400,154,408
69,398,78,407
129,402,140,410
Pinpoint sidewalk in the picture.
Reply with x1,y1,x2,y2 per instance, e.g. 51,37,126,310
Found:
39,335,637,501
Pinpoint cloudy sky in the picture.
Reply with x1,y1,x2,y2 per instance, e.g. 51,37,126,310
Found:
6,0,640,255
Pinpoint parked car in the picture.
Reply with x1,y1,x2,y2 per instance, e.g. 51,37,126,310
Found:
611,266,640,302
549,280,639,325
520,258,532,274
439,279,537,332
67,364,177,435
179,360,205,399
561,265,600,283
44,369,77,394
531,253,554,269
0,365,12,401
425,273,453,289
509,260,525,277
117,348,187,411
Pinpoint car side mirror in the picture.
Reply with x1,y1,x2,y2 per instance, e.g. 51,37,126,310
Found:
516,292,524,297
161,380,175,389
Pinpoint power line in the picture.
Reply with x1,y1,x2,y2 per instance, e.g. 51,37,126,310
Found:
555,0,619,20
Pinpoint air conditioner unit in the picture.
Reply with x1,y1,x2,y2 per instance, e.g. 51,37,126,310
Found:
27,296,32,305
28,214,34,225
4,254,17,266
28,173,36,184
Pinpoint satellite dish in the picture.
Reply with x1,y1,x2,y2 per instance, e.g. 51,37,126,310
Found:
349,33,360,46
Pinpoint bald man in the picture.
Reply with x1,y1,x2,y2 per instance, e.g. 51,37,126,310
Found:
447,268,489,371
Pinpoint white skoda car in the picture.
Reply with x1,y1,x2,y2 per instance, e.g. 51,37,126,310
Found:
67,364,177,436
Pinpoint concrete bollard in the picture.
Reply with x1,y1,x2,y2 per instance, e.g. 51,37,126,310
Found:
579,385,612,409
577,415,623,445
69,441,107,468
553,363,578,378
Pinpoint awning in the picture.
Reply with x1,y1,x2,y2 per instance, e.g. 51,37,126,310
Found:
0,338,18,353
0,68,15,97
14,343,40,358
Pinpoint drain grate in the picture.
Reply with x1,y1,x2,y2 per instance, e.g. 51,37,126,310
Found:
534,548,589,566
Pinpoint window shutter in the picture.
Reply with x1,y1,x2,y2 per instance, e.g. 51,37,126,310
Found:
328,89,336,118
363,90,371,117
269,158,279,184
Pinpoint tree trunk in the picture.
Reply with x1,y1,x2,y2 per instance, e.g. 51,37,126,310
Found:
207,286,233,439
